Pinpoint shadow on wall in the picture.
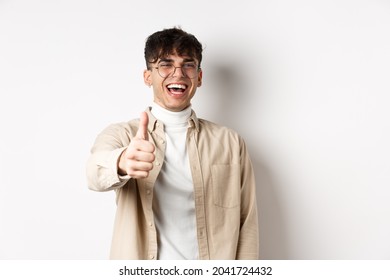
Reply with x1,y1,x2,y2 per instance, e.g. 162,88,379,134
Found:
203,62,246,129
206,58,290,259
253,159,290,260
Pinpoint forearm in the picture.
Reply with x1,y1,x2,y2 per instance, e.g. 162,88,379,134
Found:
86,147,130,192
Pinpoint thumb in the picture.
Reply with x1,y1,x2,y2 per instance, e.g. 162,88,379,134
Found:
136,112,149,140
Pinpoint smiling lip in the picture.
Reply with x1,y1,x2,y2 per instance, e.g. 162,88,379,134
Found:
166,83,188,96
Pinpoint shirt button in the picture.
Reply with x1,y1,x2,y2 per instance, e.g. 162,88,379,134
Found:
146,190,151,195
160,140,165,144
149,222,153,227
156,161,160,166
150,255,155,260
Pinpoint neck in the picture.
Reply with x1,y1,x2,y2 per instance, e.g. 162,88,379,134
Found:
151,102,191,126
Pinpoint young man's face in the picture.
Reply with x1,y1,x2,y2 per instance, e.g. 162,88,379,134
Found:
143,53,202,112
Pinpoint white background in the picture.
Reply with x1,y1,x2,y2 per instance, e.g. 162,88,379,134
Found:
1,0,389,260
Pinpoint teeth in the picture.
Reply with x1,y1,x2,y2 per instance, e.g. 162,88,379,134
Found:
167,84,187,89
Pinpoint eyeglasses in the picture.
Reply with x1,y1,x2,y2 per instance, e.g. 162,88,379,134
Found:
153,62,200,79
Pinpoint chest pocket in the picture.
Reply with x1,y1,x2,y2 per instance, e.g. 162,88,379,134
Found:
211,164,240,208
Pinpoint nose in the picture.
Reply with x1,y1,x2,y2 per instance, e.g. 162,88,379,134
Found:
172,66,186,77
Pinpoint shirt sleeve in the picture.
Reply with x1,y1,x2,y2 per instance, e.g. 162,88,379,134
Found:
236,137,259,259
86,123,132,192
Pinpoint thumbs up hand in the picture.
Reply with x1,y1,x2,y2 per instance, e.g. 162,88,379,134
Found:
118,112,155,179
136,111,149,141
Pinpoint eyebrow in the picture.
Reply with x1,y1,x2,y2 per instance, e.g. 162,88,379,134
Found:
158,58,196,64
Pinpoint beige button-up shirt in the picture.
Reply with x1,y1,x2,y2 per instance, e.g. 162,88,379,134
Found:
86,108,259,260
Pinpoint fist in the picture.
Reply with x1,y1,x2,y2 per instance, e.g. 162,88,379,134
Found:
118,112,155,178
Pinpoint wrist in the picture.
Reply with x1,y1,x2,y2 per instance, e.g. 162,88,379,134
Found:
117,148,127,176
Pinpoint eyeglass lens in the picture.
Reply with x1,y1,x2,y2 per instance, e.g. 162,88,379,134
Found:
157,63,199,78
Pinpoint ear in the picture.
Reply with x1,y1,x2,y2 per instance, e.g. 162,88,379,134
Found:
143,69,152,87
197,69,203,87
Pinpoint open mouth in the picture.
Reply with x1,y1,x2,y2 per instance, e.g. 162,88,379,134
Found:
166,83,187,95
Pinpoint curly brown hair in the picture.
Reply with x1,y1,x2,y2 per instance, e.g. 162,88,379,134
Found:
144,27,203,70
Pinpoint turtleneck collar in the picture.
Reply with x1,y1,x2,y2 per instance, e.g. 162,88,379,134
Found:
151,102,192,127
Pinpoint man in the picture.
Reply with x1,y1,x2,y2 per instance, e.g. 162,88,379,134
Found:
86,27,258,260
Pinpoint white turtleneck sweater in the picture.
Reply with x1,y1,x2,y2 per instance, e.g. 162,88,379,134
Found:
151,103,199,260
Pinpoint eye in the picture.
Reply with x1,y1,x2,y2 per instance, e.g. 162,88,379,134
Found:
183,63,196,69
159,63,173,69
